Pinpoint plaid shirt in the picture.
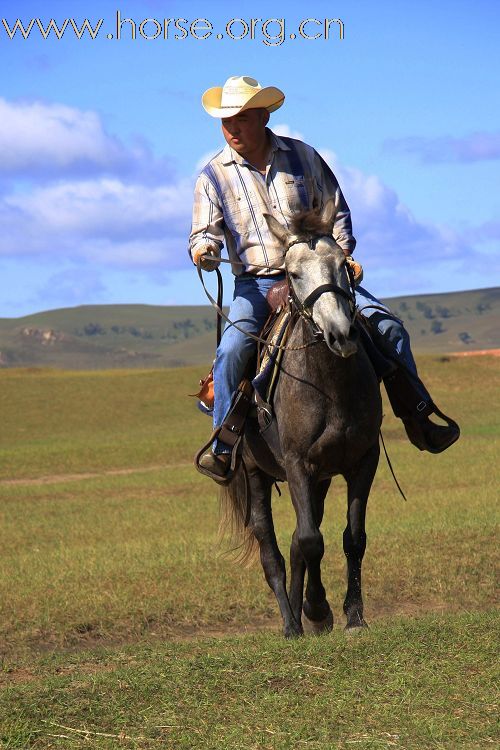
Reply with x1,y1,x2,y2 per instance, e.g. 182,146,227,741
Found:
189,129,356,276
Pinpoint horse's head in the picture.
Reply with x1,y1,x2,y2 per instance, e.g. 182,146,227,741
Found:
264,200,358,358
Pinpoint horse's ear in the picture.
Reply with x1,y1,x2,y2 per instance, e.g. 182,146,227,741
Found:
263,213,290,245
320,198,337,229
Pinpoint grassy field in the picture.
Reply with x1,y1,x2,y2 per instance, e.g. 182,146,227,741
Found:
0,357,498,748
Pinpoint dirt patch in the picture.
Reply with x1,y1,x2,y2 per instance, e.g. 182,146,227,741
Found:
0,463,192,487
0,661,120,686
450,348,500,357
1,601,488,686
0,617,279,685
0,666,39,685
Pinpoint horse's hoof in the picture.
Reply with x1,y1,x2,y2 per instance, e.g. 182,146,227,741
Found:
303,608,334,635
344,619,369,634
283,623,304,639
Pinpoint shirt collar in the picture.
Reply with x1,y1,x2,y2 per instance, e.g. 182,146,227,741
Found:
269,130,292,153
220,127,291,166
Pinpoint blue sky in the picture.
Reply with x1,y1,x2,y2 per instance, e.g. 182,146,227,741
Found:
1,0,499,317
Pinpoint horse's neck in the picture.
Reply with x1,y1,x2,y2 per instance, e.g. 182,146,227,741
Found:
285,316,357,390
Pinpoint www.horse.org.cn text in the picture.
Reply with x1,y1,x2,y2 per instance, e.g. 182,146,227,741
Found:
1,13,345,46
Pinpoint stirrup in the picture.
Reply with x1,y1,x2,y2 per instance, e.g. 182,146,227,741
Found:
193,380,253,485
194,429,241,485
403,406,460,454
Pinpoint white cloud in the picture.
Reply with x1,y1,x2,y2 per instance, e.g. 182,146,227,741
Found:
0,98,118,170
35,269,107,307
0,103,494,304
0,95,193,269
5,178,192,237
384,131,500,163
0,97,172,181
0,176,194,269
272,123,304,140
318,148,479,293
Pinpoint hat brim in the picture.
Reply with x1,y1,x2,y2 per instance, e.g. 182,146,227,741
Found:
202,85,285,118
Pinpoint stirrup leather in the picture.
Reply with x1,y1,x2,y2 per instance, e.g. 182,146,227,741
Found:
194,380,253,485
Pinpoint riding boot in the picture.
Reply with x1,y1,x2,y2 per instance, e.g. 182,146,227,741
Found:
383,368,460,454
198,451,232,478
358,306,460,454
194,380,253,483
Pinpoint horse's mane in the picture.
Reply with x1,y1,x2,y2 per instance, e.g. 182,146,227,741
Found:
289,209,332,238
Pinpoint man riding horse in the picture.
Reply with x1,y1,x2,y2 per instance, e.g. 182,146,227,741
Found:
189,76,459,480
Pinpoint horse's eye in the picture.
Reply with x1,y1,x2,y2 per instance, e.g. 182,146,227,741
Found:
288,271,299,280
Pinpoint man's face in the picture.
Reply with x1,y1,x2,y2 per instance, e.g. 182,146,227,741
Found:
221,108,269,155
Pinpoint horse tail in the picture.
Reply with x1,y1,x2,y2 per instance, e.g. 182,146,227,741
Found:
218,459,258,566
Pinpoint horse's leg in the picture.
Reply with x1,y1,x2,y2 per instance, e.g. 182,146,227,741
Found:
248,466,303,639
288,479,331,630
288,528,305,625
343,443,380,631
286,462,333,634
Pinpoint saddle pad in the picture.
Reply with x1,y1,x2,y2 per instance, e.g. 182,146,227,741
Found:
252,308,291,403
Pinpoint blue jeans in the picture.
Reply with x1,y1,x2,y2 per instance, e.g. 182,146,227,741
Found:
356,285,430,402
213,274,285,454
212,278,429,453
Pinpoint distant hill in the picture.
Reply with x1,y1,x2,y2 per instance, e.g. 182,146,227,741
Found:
0,287,498,369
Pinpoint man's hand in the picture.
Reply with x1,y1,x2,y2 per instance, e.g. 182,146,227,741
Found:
346,255,363,286
192,244,220,272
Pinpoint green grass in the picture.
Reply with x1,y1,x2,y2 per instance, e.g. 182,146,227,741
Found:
0,357,498,748
1,614,497,749
0,367,206,478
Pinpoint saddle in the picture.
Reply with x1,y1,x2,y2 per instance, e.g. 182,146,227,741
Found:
191,278,292,413
266,278,289,313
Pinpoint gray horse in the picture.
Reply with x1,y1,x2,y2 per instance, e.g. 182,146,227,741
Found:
220,199,382,638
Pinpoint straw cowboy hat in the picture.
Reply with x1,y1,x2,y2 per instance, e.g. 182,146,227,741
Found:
202,76,285,118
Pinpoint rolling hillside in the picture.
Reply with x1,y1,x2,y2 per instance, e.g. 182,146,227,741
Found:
0,287,498,369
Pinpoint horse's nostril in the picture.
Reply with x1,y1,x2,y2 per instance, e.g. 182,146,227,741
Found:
326,331,336,349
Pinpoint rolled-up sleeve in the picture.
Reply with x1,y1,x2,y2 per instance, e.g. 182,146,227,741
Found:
312,151,356,255
188,174,225,261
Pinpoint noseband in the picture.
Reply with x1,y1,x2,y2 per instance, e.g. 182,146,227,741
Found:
286,235,356,337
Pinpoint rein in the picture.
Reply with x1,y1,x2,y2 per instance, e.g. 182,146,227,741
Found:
197,233,357,352
199,254,284,273
196,259,324,353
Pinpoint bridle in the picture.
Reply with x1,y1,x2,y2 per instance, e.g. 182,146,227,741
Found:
197,234,357,352
286,235,357,338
